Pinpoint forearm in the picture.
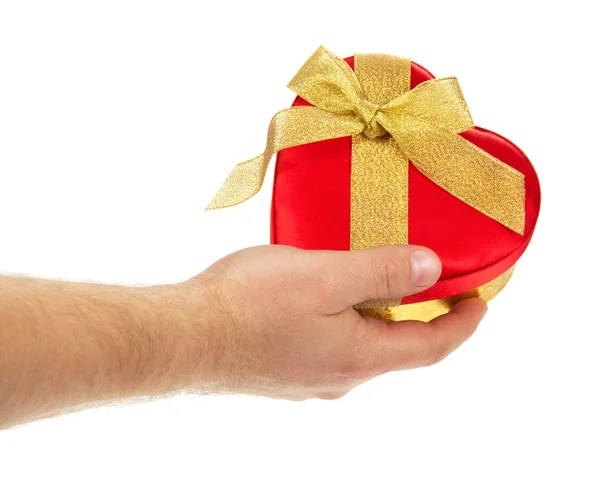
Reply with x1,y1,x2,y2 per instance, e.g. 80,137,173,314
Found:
0,276,215,428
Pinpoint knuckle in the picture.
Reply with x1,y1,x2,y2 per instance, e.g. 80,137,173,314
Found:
338,345,382,380
423,341,453,367
370,255,410,299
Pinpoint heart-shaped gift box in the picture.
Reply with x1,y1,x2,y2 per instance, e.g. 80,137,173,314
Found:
209,47,541,321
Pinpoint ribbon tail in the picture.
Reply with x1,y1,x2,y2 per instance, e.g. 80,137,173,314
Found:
206,106,364,210
206,153,269,210
382,114,526,235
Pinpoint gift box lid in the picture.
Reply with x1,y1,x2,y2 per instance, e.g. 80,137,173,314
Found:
270,55,541,304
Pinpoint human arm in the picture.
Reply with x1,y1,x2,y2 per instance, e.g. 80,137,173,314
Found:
0,244,486,428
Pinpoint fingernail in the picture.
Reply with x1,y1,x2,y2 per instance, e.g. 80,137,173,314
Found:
410,250,441,287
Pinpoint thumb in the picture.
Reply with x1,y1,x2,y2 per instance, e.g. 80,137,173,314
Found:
319,245,442,312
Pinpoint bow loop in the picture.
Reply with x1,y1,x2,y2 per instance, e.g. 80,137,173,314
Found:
288,46,392,138
287,46,365,115
380,77,474,133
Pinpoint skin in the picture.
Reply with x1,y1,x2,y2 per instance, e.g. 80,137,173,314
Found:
0,244,486,429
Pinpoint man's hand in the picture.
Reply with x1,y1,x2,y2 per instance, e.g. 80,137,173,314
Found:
0,245,486,428
173,245,486,400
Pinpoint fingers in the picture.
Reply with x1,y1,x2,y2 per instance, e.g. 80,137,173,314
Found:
316,245,442,312
212,244,441,314
375,298,487,370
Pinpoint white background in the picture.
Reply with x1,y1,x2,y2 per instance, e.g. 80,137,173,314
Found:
0,1,598,485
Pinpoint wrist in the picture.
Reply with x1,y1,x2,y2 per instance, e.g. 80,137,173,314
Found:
140,276,228,395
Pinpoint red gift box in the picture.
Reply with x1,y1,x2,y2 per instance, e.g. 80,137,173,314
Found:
210,48,541,321
270,54,540,320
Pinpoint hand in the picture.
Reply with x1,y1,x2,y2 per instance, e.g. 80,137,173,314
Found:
171,245,487,401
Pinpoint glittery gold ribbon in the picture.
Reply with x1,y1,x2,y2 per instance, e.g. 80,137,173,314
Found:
360,266,516,322
207,46,526,238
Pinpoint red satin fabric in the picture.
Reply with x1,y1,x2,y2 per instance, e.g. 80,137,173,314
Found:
271,57,541,303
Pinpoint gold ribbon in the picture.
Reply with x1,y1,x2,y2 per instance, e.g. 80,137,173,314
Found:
360,266,516,322
207,46,526,236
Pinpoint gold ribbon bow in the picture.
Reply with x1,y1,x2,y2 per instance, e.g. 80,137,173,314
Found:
207,46,525,237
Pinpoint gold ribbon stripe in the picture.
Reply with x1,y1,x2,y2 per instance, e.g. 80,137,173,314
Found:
350,54,412,309
351,53,411,251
